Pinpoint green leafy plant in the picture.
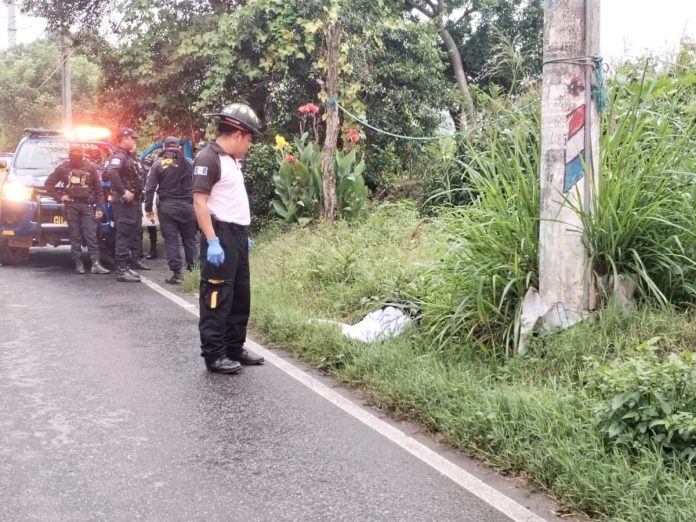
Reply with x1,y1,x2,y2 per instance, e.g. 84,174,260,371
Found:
336,149,368,220
587,338,696,461
272,133,323,226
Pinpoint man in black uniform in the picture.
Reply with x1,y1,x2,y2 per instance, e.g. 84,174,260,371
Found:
103,128,149,282
145,136,198,285
45,144,110,275
192,103,264,374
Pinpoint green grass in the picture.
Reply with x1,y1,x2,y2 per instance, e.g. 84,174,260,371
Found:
248,203,696,521
228,62,696,520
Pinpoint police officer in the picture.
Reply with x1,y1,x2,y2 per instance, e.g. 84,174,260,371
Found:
145,136,198,285
104,128,149,282
133,156,154,265
45,144,110,275
192,103,264,374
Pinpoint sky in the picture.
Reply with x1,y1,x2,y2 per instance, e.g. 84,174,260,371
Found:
0,1,695,62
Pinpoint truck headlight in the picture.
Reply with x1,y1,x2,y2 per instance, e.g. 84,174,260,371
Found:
1,182,33,202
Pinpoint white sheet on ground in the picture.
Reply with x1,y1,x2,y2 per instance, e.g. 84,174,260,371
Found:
313,306,412,343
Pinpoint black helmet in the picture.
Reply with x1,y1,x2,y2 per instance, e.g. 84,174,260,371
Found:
163,136,180,149
206,103,262,137
115,127,139,141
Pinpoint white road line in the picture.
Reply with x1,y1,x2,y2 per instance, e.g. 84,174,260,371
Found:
141,276,547,522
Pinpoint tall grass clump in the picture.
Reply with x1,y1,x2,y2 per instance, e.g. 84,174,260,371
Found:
415,95,541,354
580,63,696,304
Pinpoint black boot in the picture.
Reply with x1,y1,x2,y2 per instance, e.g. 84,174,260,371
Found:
205,356,242,374
117,263,140,282
165,271,183,285
146,227,158,259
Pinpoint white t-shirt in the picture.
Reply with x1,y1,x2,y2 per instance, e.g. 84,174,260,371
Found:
192,142,251,226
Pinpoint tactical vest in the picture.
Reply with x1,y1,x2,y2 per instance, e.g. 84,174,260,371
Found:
66,168,92,200
118,153,144,195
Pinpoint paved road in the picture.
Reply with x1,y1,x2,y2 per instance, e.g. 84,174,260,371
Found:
0,247,552,521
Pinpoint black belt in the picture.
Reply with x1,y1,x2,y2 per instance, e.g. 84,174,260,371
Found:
213,218,248,233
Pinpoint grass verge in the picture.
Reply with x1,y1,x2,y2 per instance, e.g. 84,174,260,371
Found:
249,203,696,521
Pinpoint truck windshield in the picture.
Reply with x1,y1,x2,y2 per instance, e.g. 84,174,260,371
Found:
13,140,108,176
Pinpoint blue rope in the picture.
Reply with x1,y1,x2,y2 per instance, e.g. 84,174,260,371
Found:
325,54,608,142
325,98,538,142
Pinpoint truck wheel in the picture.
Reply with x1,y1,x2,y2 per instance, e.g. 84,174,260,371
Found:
0,239,29,265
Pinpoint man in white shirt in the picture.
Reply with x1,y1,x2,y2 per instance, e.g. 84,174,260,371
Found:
192,103,265,374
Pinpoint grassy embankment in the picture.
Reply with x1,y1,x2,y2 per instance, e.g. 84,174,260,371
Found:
247,204,696,521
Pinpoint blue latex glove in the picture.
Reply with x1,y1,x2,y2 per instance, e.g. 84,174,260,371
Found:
206,237,225,266
247,237,254,251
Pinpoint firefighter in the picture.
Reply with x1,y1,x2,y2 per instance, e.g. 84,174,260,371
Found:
192,103,264,374
45,144,110,275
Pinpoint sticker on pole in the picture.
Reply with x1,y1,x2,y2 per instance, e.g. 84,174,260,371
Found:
563,104,585,193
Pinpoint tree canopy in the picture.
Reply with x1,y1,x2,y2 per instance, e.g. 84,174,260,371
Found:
0,39,101,151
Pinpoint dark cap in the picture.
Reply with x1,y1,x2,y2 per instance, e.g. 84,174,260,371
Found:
115,127,139,141
163,136,180,148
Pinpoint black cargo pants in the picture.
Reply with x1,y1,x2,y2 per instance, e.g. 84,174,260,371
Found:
111,200,141,265
66,201,98,263
198,221,250,363
158,199,198,273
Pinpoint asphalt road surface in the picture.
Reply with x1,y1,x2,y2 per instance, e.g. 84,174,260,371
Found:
0,247,564,521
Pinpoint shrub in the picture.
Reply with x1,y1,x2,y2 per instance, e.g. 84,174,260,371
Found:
364,143,401,196
587,338,696,461
244,142,277,227
419,136,471,212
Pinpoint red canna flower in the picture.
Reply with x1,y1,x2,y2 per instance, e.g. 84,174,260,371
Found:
346,129,361,144
298,104,310,114
307,103,320,114
284,154,295,163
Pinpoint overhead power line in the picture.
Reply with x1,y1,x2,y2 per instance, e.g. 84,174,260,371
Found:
37,45,74,90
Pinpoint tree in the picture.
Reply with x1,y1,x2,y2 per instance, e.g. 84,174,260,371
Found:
405,0,477,125
0,39,100,151
18,0,112,30
404,0,543,125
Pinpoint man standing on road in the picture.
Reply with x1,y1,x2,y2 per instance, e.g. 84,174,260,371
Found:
104,128,149,282
145,136,198,285
192,103,264,374
45,144,111,275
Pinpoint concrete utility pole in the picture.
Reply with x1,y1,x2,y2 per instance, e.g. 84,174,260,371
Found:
539,0,600,326
7,0,17,48
518,0,600,353
59,31,73,131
